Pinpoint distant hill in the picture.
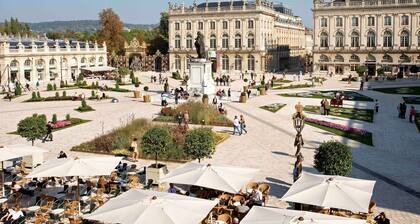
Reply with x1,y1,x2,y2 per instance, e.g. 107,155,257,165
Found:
25,20,157,33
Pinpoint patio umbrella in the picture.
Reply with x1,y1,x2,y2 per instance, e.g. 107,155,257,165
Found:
84,189,218,224
160,163,259,194
281,172,376,213
26,156,122,201
241,206,366,224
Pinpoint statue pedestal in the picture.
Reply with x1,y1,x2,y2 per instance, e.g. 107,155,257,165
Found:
187,59,215,95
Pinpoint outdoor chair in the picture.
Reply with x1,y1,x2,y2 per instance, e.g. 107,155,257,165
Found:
231,195,246,206
245,182,259,193
218,194,232,205
34,211,50,224
217,213,232,224
63,201,79,219
258,183,271,203
69,217,82,224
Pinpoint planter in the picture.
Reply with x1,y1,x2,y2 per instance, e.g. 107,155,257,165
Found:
240,95,247,103
259,88,266,96
133,90,141,98
202,97,209,104
143,95,151,103
146,163,169,185
243,86,249,92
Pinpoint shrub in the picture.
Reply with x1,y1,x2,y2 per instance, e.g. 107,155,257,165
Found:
144,86,149,91
55,92,59,98
31,92,37,100
141,127,172,167
62,91,67,97
184,128,215,163
241,92,246,97
52,114,58,123
53,83,57,90
36,91,41,99
376,67,385,76
17,114,47,145
91,90,95,97
244,78,248,82
76,99,94,112
203,94,208,99
14,85,22,96
65,114,71,121
161,107,175,116
47,83,53,91
314,140,352,176
261,80,265,86
118,67,129,77
115,83,120,90
356,66,367,77
172,71,182,80
174,101,220,125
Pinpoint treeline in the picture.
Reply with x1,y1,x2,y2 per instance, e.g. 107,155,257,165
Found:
0,17,31,35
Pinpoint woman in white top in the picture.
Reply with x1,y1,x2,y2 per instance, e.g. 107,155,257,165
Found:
130,138,138,161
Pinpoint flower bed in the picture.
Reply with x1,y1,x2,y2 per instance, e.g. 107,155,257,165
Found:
305,117,373,146
280,90,373,102
304,105,374,123
51,120,71,129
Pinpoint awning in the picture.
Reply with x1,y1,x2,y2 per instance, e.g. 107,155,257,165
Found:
81,66,116,73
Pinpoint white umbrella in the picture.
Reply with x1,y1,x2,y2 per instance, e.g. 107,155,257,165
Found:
161,163,259,194
84,189,218,224
281,173,375,213
241,206,366,224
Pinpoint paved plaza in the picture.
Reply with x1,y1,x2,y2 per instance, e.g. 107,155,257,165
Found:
1,72,420,223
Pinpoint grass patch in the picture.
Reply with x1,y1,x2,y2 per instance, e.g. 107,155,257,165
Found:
260,103,286,113
273,83,314,90
280,90,373,102
415,113,420,133
373,86,420,95
306,121,373,146
304,106,374,123
107,87,131,93
274,79,292,83
403,97,420,105
8,118,90,135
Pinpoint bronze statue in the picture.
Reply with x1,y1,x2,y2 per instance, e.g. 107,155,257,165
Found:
194,32,206,59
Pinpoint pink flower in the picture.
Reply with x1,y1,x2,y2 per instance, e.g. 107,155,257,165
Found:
51,120,72,129
305,117,369,136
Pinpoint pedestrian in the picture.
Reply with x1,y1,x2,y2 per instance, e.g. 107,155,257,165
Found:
293,74,296,81
240,115,247,134
129,138,138,161
375,100,379,113
320,99,325,115
175,92,179,105
282,72,286,79
247,89,251,98
227,88,231,101
324,99,330,116
212,96,218,107
57,151,67,159
374,212,390,224
215,77,219,86
161,93,168,107
42,122,53,143
183,111,190,128
400,101,407,119
36,80,40,90
227,75,230,86
176,112,183,125
360,79,364,90
409,106,416,123
233,116,241,135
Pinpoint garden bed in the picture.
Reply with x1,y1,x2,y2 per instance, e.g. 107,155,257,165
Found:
25,96,74,102
304,105,374,123
9,118,90,134
373,86,420,95
403,97,420,105
305,117,373,146
273,83,314,90
415,113,420,133
260,103,286,113
279,90,373,102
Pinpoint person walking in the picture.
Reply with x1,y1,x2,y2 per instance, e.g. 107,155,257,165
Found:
324,99,330,116
409,106,416,123
233,116,241,136
247,89,251,98
129,138,138,161
42,122,53,143
360,79,364,90
183,111,190,128
176,112,183,125
320,99,325,115
375,100,379,113
227,88,231,101
400,101,407,119
240,115,247,134
212,96,218,108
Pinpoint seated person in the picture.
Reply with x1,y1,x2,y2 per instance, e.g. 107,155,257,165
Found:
0,203,9,221
111,97,119,103
246,188,264,208
2,205,25,224
218,103,225,114
167,183,178,194
57,151,67,159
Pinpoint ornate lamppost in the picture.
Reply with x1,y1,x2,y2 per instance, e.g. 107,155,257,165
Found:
292,102,305,183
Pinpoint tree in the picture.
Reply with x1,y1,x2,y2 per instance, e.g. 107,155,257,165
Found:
118,67,129,77
141,127,172,167
17,114,47,146
98,9,125,54
314,140,352,176
158,12,169,40
184,128,215,163
356,66,368,77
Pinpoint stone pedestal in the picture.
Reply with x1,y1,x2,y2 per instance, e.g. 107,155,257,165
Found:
187,59,215,95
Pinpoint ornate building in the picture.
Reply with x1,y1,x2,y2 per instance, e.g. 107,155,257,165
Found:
168,0,306,75
313,0,420,76
123,37,169,72
0,34,107,85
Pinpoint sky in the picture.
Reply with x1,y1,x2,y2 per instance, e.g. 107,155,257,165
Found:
0,0,313,27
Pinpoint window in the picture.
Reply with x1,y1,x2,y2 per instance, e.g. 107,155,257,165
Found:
49,59,56,65
336,17,343,27
335,32,344,47
186,22,191,30
367,31,376,47
198,22,204,30
248,20,254,29
10,60,18,67
81,57,86,63
351,31,360,47
248,55,255,71
175,22,180,30
210,34,217,49
248,33,255,48
175,55,181,70
384,16,392,26
320,55,329,62
186,35,193,49
235,20,241,29
98,57,104,63
352,17,359,26
350,54,360,62
383,54,393,63
222,55,229,70
320,65,328,71
222,34,229,48
320,18,328,27
368,16,375,26
383,31,393,47
334,55,344,62
235,34,242,48
175,35,181,49
401,15,409,26
210,21,216,30
235,55,242,71
320,32,328,48
400,31,410,47
418,32,420,46
223,21,228,29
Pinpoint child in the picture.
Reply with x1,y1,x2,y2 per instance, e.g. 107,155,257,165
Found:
375,100,379,113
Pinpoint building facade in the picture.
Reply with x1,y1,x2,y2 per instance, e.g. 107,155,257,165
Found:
168,0,306,75
313,0,420,76
0,34,107,86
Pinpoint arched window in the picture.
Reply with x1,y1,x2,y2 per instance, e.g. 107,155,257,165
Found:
319,54,329,62
222,55,229,70
248,34,255,48
222,34,229,49
247,55,255,71
70,57,77,66
37,59,44,66
49,59,56,66
186,35,193,49
89,57,96,63
320,32,328,48
367,54,376,62
175,55,181,70
400,54,410,63
175,35,181,49
235,55,242,71
334,55,344,62
98,57,104,63
235,34,242,48
335,32,344,47
81,57,86,64
383,31,393,47
400,31,410,47
351,32,360,47
210,34,217,49
350,54,360,62
383,54,393,63
24,59,32,67
367,31,376,47
10,60,18,67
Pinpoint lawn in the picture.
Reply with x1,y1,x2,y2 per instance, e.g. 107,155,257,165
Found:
280,90,374,102
403,97,420,105
304,105,374,123
273,83,314,90
260,103,286,113
415,113,420,133
373,86,420,95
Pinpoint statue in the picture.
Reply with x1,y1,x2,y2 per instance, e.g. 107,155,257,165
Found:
194,32,206,59
129,56,142,71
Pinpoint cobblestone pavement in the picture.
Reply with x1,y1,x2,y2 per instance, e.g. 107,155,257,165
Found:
0,72,419,223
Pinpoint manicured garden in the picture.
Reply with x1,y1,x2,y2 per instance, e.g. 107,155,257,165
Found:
273,83,314,90
373,86,420,95
260,103,286,113
304,105,374,123
305,117,373,146
280,90,374,102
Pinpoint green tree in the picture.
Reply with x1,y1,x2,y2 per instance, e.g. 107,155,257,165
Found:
14,85,22,96
52,114,58,123
184,128,215,163
314,140,352,176
118,67,129,77
158,12,169,40
17,114,47,146
98,8,125,54
356,66,368,77
141,127,172,167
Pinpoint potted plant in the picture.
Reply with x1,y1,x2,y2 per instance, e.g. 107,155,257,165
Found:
240,92,247,103
143,86,151,102
142,127,171,184
259,86,266,95
202,94,209,104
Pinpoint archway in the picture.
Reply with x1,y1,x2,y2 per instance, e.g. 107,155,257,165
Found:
155,56,162,72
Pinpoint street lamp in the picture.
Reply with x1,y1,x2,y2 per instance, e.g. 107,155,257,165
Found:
292,102,305,183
